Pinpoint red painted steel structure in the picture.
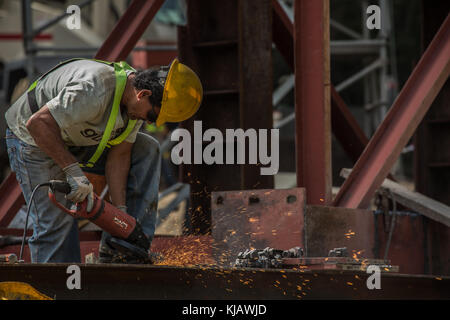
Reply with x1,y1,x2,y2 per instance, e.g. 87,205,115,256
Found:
272,1,370,165
0,33,52,40
294,0,332,205
330,87,369,163
0,173,24,227
211,188,306,266
94,0,165,61
272,0,294,70
132,41,178,69
334,14,450,209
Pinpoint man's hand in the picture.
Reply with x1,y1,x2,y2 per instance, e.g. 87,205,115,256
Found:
63,162,94,212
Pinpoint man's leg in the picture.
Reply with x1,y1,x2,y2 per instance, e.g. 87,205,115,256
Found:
126,132,162,241
5,129,81,263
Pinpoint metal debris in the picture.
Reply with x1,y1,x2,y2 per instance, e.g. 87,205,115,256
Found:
328,247,348,257
233,246,303,269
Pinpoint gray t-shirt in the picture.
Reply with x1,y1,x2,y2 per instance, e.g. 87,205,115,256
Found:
5,59,143,147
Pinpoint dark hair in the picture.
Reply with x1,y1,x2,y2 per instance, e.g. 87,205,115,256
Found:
132,68,164,107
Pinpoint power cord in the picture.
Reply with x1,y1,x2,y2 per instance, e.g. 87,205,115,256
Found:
19,182,52,262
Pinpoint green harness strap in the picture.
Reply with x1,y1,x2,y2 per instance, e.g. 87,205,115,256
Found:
80,61,137,168
27,58,137,168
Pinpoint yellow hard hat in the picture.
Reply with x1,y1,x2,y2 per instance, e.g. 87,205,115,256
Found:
156,59,203,127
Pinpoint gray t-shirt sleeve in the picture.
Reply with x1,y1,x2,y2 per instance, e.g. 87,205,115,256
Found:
46,80,105,128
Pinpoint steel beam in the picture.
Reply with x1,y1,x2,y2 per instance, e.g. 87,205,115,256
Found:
94,0,165,61
271,0,369,166
294,0,332,205
334,15,450,209
330,86,369,163
0,174,25,228
1,263,448,299
272,0,294,69
238,0,274,190
211,188,305,266
178,0,274,233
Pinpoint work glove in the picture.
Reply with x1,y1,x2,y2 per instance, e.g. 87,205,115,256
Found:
62,162,94,212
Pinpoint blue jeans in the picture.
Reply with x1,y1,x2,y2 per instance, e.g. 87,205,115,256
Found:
5,128,161,263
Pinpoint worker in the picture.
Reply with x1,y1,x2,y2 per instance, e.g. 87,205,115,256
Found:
4,58,202,263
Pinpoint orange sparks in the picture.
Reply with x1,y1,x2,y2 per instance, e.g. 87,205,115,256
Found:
344,229,356,239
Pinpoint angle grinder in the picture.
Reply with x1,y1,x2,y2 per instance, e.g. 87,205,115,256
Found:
47,180,152,263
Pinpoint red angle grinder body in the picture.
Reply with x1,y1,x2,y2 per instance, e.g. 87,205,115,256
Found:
47,181,151,262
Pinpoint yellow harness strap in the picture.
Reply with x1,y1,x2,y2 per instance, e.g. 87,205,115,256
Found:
26,58,137,168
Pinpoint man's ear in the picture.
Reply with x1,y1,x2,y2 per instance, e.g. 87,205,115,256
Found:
137,89,152,100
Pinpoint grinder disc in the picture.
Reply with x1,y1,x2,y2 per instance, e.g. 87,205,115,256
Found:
107,237,150,261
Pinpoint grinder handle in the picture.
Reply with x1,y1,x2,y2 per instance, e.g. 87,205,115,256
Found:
49,180,71,194
48,180,86,217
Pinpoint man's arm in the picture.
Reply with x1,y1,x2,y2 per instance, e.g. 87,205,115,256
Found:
26,106,94,210
26,106,77,168
105,140,133,208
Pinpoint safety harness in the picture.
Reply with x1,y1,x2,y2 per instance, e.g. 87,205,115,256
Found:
27,58,137,168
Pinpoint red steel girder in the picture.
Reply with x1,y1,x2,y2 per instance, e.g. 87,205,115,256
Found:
95,0,165,61
334,14,450,209
330,86,369,162
272,0,369,164
0,173,24,228
272,0,294,70
211,188,305,266
294,0,332,205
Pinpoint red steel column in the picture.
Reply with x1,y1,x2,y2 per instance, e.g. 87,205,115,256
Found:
294,0,332,205
272,0,370,164
334,15,450,209
0,173,25,227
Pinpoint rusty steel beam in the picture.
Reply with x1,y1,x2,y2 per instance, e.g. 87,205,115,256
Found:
1,263,449,299
211,188,306,266
94,0,165,61
294,0,332,205
330,86,369,163
238,0,274,190
272,0,294,69
334,15,450,209
272,0,369,165
0,173,25,228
